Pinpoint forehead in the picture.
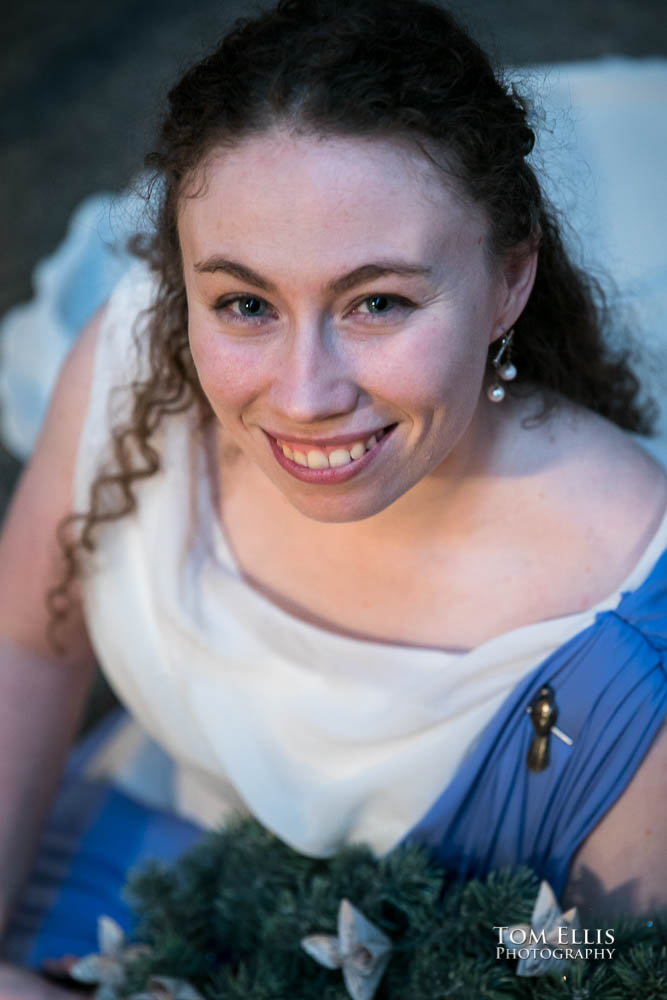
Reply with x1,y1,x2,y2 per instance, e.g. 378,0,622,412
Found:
177,130,489,270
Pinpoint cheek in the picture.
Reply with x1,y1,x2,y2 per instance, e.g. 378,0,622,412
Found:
369,318,485,414
188,322,266,416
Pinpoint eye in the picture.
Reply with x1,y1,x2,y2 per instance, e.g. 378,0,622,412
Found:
214,294,274,323
352,294,414,318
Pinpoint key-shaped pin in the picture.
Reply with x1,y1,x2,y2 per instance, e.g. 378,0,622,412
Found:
525,684,573,772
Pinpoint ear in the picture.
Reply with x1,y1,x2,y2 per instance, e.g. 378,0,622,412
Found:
490,237,538,345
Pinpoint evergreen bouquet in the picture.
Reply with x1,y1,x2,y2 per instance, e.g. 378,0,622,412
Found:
55,814,667,1000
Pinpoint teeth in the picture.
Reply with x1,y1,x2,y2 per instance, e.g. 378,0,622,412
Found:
307,450,329,469
329,448,352,467
278,427,390,469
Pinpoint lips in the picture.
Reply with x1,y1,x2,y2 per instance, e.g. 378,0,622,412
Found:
266,424,396,483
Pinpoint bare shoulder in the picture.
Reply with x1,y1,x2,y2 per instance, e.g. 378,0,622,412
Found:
514,392,667,496
562,722,667,916
509,393,667,581
564,400,666,539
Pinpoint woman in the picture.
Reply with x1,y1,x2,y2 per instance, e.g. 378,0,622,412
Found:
1,0,666,991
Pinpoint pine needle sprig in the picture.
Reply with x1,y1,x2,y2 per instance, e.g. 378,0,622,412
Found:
607,944,667,1000
117,815,667,1000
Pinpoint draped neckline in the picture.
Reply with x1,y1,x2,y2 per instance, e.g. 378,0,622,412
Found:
199,421,667,660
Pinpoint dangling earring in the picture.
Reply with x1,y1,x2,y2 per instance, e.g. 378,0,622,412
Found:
486,328,518,403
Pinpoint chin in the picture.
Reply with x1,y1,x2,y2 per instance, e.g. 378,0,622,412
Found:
279,485,402,524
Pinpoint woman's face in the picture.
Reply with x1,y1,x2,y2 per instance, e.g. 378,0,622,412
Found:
179,130,534,523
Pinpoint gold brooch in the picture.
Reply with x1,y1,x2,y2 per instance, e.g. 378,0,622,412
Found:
526,684,573,772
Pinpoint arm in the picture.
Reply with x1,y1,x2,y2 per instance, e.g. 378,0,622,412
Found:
0,306,105,938
0,961,84,999
561,721,667,917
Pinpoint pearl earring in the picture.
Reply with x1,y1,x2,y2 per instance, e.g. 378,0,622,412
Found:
486,328,517,403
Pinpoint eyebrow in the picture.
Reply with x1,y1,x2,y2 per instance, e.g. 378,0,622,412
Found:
193,256,432,294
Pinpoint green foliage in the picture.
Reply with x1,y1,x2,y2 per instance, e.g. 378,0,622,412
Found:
121,814,667,999
607,945,667,1000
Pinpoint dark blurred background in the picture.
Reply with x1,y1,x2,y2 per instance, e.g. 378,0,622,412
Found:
1,0,666,726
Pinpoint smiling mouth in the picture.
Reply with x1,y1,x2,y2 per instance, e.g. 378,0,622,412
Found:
266,424,397,481
275,426,395,469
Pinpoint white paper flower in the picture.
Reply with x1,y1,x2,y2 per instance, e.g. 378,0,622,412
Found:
301,898,393,1000
502,880,580,976
68,915,151,1000
127,974,206,999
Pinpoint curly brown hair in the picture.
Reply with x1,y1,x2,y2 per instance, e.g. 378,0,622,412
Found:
47,0,658,650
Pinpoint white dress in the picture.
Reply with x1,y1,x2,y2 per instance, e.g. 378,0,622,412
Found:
75,262,667,859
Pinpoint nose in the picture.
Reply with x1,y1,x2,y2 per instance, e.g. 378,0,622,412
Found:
270,318,359,425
